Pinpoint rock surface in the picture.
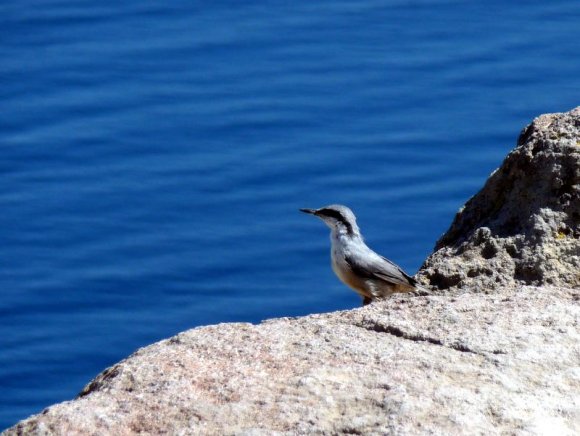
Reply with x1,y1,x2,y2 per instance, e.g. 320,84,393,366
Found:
4,286,580,436
419,108,580,291
4,108,580,435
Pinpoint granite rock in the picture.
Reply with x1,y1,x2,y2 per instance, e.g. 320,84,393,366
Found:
4,286,579,435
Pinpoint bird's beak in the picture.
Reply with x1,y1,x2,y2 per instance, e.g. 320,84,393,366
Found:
299,208,317,215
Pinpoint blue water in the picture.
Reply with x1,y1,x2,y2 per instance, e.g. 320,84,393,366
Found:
2,0,580,429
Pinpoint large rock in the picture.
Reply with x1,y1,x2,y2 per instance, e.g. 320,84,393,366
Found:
419,108,580,291
4,286,579,435
4,108,580,435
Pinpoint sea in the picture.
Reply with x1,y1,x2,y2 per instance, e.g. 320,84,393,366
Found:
2,0,580,429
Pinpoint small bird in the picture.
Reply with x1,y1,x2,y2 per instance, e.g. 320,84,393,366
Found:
300,204,424,305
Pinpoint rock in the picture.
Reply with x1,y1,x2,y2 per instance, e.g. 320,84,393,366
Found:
4,108,580,435
4,286,579,435
419,107,580,291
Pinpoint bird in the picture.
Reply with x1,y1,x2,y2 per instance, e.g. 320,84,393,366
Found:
300,204,425,305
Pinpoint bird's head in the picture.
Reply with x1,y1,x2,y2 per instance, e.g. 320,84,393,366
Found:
300,204,360,236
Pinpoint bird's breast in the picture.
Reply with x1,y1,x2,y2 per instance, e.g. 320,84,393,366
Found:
330,244,370,297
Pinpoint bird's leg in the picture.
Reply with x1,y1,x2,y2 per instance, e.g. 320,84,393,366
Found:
362,296,372,306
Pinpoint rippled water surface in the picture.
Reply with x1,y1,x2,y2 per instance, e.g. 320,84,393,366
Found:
2,0,580,428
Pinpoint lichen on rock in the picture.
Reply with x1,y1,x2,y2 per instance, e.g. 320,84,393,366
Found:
419,107,580,291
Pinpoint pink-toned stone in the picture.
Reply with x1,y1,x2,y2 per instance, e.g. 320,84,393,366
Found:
4,286,579,435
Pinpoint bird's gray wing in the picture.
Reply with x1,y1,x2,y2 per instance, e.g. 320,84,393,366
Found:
345,253,416,287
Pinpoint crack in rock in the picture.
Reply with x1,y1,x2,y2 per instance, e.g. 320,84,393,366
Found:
353,321,487,356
